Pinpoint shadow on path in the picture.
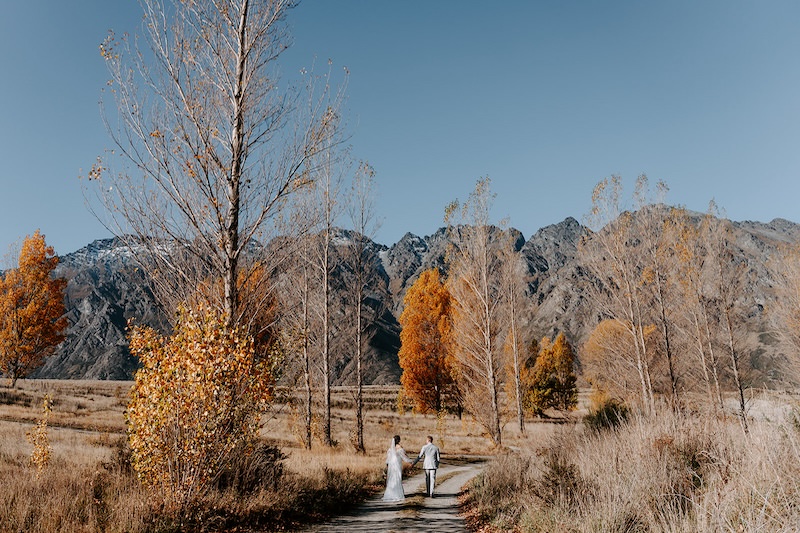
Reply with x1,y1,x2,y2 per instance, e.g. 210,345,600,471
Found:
303,462,485,533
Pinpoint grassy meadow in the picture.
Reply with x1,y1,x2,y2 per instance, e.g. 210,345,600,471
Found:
0,379,515,532
4,380,798,532
462,392,800,533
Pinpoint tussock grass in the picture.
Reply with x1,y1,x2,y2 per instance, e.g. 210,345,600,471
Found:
0,427,384,532
464,406,800,532
0,379,502,532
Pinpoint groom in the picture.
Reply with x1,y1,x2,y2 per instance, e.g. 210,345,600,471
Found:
413,435,440,497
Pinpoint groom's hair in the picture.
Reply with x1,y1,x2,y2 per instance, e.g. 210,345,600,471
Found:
427,435,433,443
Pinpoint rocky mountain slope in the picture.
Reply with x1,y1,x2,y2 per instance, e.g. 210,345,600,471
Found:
27,215,800,386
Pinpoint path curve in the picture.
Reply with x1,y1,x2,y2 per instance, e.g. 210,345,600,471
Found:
302,461,485,533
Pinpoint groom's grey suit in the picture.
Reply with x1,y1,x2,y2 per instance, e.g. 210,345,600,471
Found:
414,439,440,497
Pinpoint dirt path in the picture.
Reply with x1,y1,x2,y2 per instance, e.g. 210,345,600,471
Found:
302,461,485,533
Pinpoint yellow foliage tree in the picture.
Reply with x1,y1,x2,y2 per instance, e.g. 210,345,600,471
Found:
523,333,578,415
583,319,658,406
398,269,459,414
126,304,279,511
0,231,67,387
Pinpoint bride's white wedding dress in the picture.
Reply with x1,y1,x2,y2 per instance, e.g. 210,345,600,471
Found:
382,439,410,502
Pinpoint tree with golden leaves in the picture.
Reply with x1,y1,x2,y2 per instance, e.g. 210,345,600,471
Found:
398,268,459,415
0,231,67,387
127,304,278,513
523,333,577,415
582,319,658,405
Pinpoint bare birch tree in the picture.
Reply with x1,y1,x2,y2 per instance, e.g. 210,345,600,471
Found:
345,162,380,453
634,178,682,408
307,127,345,448
500,236,528,434
92,0,345,333
445,177,506,446
673,208,726,415
276,206,320,449
706,208,751,431
580,175,655,414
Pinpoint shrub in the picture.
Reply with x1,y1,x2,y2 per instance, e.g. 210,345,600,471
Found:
126,305,278,515
465,453,533,528
214,442,285,494
537,446,587,509
584,397,629,432
27,394,52,476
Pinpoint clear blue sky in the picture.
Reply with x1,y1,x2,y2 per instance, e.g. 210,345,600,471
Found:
2,1,800,258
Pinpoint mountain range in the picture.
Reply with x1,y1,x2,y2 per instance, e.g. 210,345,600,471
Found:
29,215,800,387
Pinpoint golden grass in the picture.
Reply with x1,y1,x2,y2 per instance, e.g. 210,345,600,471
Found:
463,400,800,533
5,379,798,532
0,379,527,532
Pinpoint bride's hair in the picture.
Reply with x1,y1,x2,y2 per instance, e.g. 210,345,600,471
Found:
393,435,401,445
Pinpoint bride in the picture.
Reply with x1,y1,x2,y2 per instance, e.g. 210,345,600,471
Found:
382,434,412,502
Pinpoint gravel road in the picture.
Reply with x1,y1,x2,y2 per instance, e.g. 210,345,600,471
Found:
302,461,485,533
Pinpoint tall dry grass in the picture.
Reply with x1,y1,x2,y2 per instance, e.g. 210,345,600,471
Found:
0,436,148,532
0,379,502,532
0,437,385,532
464,405,800,532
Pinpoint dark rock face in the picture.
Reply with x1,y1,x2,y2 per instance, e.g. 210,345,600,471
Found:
31,215,800,386
33,239,169,380
519,217,589,342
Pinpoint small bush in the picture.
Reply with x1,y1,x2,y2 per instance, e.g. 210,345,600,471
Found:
537,447,587,509
584,397,629,432
126,305,278,515
465,453,533,528
214,442,285,494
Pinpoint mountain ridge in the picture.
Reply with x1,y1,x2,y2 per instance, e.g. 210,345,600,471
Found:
24,214,800,386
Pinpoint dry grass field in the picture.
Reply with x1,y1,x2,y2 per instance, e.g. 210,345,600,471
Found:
0,379,540,532
7,380,795,532
462,391,800,533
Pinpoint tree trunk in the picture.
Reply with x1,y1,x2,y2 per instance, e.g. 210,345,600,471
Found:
723,305,748,433
509,288,524,434
355,291,365,453
321,236,331,447
701,302,725,416
302,270,313,450
654,271,679,409
223,0,249,325
353,241,366,453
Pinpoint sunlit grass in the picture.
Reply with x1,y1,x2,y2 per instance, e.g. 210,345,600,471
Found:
463,398,800,532
0,379,514,532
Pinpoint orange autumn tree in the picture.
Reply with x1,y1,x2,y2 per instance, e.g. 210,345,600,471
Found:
0,231,67,387
398,268,460,414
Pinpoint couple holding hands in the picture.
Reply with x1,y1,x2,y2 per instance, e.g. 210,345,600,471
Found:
382,434,441,502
